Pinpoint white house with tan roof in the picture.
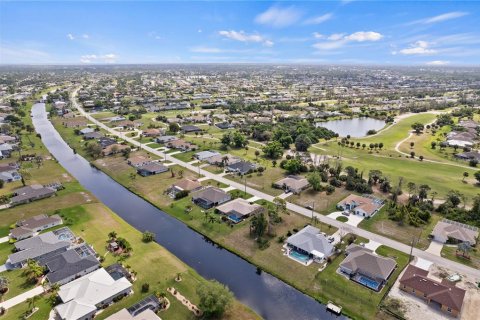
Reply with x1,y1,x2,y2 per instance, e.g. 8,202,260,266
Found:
337,194,382,217
431,219,478,245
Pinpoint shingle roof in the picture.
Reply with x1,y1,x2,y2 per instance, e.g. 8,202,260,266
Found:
432,219,478,244
340,248,396,281
216,198,263,217
192,186,231,203
10,214,62,239
286,225,333,257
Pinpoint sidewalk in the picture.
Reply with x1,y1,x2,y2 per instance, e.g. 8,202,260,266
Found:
0,286,44,309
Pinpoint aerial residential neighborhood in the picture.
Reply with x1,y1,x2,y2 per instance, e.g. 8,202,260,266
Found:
1,1,480,320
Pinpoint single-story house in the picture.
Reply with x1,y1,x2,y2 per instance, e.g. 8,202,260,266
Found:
128,155,151,168
42,244,100,285
99,137,118,149
142,128,164,137
168,178,202,197
166,139,197,151
286,225,334,263
226,161,257,175
7,227,75,268
337,194,381,217
136,163,169,177
181,125,202,133
192,186,232,209
431,219,478,245
55,268,132,320
83,131,103,140
206,153,241,166
0,164,21,183
216,198,264,223
102,143,130,156
399,264,466,317
105,295,162,320
11,184,56,205
215,122,233,129
454,151,480,162
10,214,63,240
0,143,13,158
274,175,310,194
339,244,396,291
155,135,178,144
79,127,94,135
193,150,220,161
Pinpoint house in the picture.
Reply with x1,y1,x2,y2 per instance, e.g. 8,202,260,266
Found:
193,150,220,161
215,122,233,129
102,143,129,156
11,184,56,205
454,151,480,162
0,163,21,182
399,264,466,317
42,244,100,285
168,178,202,197
216,198,264,223
274,175,310,194
339,244,396,291
155,135,178,144
431,219,478,245
79,127,94,135
10,214,63,240
142,128,164,137
181,125,202,133
337,194,382,217
7,227,75,268
206,153,241,166
99,137,118,149
0,143,13,158
137,163,169,176
105,295,162,320
128,155,151,168
83,131,103,140
54,268,132,320
166,139,197,151
226,161,257,175
192,186,232,209
285,225,334,264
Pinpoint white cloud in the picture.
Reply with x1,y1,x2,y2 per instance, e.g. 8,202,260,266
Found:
327,33,345,41
344,31,383,42
399,41,437,55
80,53,118,64
82,34,90,39
67,33,75,40
255,6,302,27
218,30,273,46
304,13,333,25
190,46,222,53
408,11,469,25
198,29,202,33
313,31,383,51
426,60,450,66
313,32,324,39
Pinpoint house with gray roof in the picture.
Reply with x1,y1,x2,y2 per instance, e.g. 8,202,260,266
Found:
216,198,264,223
42,244,100,285
285,225,334,264
193,150,220,161
10,214,63,240
274,175,310,194
226,161,257,175
7,227,75,268
431,219,478,245
0,164,21,183
136,162,169,177
192,186,231,209
339,244,396,291
11,184,56,206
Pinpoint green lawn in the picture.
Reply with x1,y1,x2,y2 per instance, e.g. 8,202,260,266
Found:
441,245,480,269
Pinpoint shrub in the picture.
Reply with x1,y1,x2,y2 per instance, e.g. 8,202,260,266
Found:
142,283,150,292
174,190,189,199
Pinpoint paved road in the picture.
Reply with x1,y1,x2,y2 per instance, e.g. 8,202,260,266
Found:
71,90,480,279
0,286,44,309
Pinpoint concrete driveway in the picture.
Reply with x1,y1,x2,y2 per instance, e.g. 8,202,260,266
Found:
0,264,7,273
425,241,444,256
327,211,365,227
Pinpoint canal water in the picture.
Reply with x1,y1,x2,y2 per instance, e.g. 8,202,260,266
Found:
316,117,386,138
32,103,344,320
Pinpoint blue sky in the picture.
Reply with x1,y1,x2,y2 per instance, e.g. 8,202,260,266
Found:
1,1,479,65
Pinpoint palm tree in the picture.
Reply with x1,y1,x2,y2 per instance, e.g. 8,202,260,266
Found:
463,171,469,182
26,295,39,311
108,231,117,240
208,215,216,224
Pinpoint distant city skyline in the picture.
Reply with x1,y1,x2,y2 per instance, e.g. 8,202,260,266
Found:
1,1,479,65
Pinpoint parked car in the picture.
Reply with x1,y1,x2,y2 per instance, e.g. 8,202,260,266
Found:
327,236,335,243
342,211,350,216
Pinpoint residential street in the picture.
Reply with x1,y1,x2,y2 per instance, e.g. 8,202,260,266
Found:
72,90,480,279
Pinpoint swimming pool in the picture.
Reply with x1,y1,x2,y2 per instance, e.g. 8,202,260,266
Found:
357,276,380,291
289,250,310,263
228,214,243,223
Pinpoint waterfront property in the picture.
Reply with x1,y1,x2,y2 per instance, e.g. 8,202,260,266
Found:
10,184,56,205
10,213,63,240
273,175,310,194
431,219,478,245
55,267,133,320
136,162,169,177
399,264,466,317
105,295,162,320
7,227,75,268
42,244,100,285
337,194,382,217
167,178,203,198
285,225,334,265
339,244,396,291
191,186,232,209
215,198,264,223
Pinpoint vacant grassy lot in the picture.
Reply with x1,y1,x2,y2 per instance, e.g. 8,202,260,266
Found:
226,168,285,196
289,188,351,215
359,206,443,250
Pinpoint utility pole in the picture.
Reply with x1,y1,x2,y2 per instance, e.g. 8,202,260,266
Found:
244,174,247,196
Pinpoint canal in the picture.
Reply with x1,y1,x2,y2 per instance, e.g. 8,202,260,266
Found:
32,103,344,320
